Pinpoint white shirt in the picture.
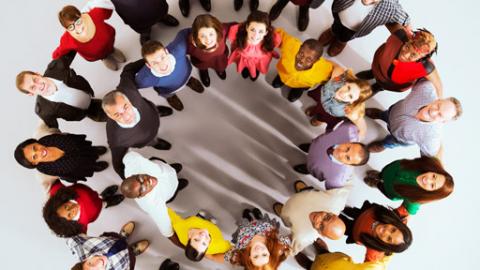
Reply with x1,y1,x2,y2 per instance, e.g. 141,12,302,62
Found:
44,79,91,110
123,151,179,237
339,0,376,31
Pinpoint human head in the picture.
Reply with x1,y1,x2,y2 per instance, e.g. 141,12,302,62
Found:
309,211,345,240
295,39,323,71
141,40,175,75
16,139,64,167
185,228,211,261
120,174,158,198
14,138,38,168
330,142,369,166
236,11,275,52
43,186,83,237
102,91,136,125
416,97,462,123
399,29,437,62
335,70,372,104
237,229,288,270
16,71,57,96
71,255,108,270
192,14,223,50
58,6,86,38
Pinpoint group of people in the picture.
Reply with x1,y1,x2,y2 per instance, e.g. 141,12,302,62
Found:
14,0,462,269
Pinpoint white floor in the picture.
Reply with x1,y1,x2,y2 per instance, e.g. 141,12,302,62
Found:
1,0,479,269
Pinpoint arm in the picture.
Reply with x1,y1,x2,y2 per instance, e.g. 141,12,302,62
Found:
111,146,127,179
34,120,60,139
330,61,345,78
435,143,444,161
118,59,145,93
349,116,367,140
147,202,175,237
52,34,74,60
425,68,443,98
385,23,404,34
205,253,226,263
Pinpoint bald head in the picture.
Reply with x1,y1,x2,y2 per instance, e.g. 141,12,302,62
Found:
120,177,141,198
310,211,346,240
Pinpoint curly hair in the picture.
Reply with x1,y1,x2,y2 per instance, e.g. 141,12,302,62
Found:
235,10,275,53
14,138,38,169
42,186,83,237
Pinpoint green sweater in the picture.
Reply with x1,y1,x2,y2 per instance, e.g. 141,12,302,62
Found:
380,160,421,215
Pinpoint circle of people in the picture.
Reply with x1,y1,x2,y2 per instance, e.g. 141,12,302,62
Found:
13,0,463,269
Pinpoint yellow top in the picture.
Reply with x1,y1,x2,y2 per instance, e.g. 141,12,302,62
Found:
168,208,231,254
276,28,334,88
311,252,392,270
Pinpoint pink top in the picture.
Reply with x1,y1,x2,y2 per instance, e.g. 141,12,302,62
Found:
227,24,281,77
52,8,115,61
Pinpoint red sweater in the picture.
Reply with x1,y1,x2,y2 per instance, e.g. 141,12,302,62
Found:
52,8,115,61
352,207,385,262
49,181,103,233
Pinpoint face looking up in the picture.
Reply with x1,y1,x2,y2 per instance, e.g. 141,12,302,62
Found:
66,15,87,39
335,82,361,103
309,211,345,240
416,99,456,123
197,27,218,50
56,201,80,221
248,235,270,267
374,223,404,246
295,45,320,71
246,21,267,46
188,228,211,253
82,255,108,270
145,48,174,75
133,174,158,197
416,172,446,191
20,73,57,96
331,143,366,165
104,94,136,125
23,142,63,165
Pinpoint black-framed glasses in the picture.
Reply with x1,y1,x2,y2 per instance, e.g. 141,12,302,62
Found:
66,18,82,32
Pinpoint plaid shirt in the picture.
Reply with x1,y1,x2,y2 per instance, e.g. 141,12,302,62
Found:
332,0,410,38
67,233,131,270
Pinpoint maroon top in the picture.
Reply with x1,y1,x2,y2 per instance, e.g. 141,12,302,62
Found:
290,0,312,5
187,24,231,72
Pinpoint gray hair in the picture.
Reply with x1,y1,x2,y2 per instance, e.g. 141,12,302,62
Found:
446,97,462,120
101,90,128,112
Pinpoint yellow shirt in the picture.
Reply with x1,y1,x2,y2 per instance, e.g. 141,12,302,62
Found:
311,252,392,270
167,208,231,254
276,28,334,88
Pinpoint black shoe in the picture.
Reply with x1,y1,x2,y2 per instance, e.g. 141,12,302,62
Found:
105,194,125,208
94,161,109,172
199,69,210,87
159,259,180,270
199,0,211,11
149,156,167,163
242,209,254,222
298,5,309,31
298,143,310,153
101,185,118,199
94,146,108,156
252,208,263,219
170,163,183,173
293,164,309,175
156,105,174,116
241,68,249,79
249,0,259,11
153,138,172,150
140,31,151,46
287,88,304,102
177,178,189,191
187,77,205,93
271,74,284,88
269,0,289,21
215,70,227,80
179,0,190,17
234,0,243,11
249,71,258,82
356,70,374,80
160,14,179,27
166,95,184,111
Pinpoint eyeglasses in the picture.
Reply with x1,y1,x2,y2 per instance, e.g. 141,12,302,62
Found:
66,18,82,32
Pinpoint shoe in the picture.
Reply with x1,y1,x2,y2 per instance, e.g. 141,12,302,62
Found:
298,143,310,153
273,202,283,216
157,105,174,116
371,83,384,94
159,259,180,270
199,0,211,11
177,178,189,191
131,240,150,256
105,194,125,208
249,73,258,82
166,95,184,111
140,32,151,46
252,208,263,219
153,138,172,150
356,70,374,80
297,5,309,32
179,0,190,17
242,209,254,222
367,141,386,153
271,74,284,88
293,164,309,175
187,77,205,93
364,174,381,188
287,88,304,102
160,14,180,27
318,28,334,46
149,156,167,163
170,163,183,173
94,161,109,172
111,48,126,63
305,106,315,117
241,68,249,79
327,38,346,57
250,0,259,11
101,185,118,199
102,57,118,71
197,210,207,219
365,108,384,120
199,69,210,87
120,221,135,238
94,146,108,156
294,180,308,193
234,0,243,11
269,0,289,21
310,118,324,127
215,70,227,80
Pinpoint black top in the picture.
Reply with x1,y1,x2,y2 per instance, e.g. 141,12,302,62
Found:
111,0,169,33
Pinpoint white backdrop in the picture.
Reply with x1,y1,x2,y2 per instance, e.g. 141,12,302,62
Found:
0,0,478,269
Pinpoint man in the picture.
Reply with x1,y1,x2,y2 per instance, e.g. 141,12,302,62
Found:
273,28,341,102
111,0,179,45
318,0,410,56
273,180,350,254
15,52,106,129
102,60,173,179
68,221,149,270
135,33,204,111
366,80,462,158
294,121,369,189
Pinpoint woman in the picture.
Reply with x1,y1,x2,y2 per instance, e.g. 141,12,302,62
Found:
340,201,412,262
364,156,454,215
221,208,291,269
187,14,232,87
306,69,372,139
52,1,126,70
14,133,108,182
228,11,281,81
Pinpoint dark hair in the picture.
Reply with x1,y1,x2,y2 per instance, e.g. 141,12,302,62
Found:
395,156,454,203
185,239,206,261
42,186,83,237
353,143,369,166
235,11,275,52
191,14,223,50
141,40,165,60
360,205,412,255
300,39,323,58
70,262,83,270
14,138,38,169
58,5,81,28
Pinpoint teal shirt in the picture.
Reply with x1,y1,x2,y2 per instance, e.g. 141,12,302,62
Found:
380,160,421,215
